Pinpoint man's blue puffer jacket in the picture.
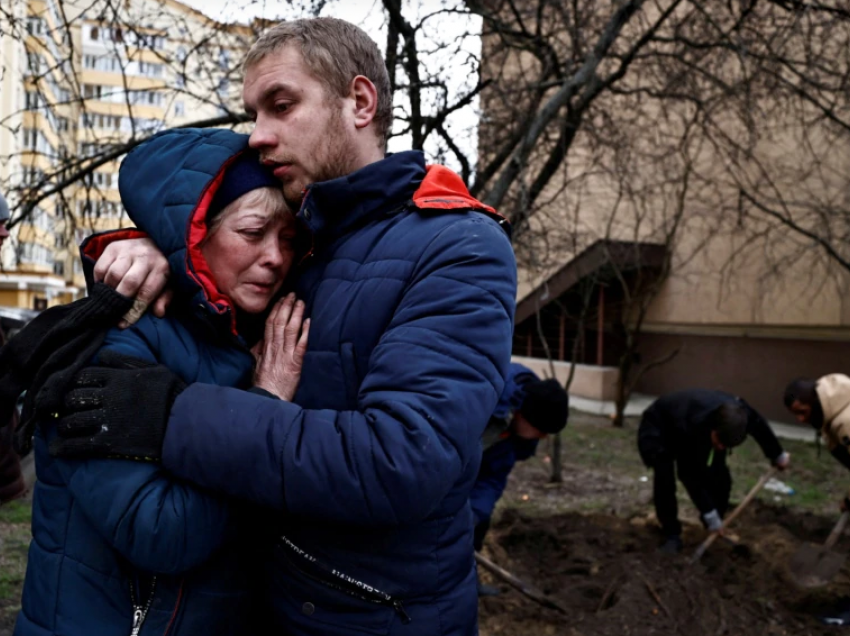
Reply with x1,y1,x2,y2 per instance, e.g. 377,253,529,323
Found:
15,129,272,636
103,146,517,635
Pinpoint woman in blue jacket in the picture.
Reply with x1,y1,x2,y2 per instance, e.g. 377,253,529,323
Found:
15,128,306,635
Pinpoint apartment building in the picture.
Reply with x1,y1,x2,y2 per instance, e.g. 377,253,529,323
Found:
0,0,253,311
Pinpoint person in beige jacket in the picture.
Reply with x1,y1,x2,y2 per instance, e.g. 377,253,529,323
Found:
785,373,850,626
785,374,850,507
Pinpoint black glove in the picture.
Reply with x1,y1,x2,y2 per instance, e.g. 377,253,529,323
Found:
48,350,186,461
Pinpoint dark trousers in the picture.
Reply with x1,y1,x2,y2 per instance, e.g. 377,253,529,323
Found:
0,414,24,504
652,456,731,537
473,517,491,552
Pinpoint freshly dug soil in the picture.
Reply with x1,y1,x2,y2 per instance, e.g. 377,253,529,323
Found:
478,503,849,635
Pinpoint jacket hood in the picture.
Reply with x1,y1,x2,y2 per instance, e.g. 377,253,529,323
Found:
118,128,257,334
816,374,850,425
413,164,510,237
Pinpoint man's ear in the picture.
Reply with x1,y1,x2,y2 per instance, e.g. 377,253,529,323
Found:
350,75,378,130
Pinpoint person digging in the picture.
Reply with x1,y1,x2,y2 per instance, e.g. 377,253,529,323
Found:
469,363,569,596
638,389,790,554
784,375,850,625
785,375,850,489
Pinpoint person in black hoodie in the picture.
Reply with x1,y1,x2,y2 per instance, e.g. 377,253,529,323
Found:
638,389,790,553
0,191,26,505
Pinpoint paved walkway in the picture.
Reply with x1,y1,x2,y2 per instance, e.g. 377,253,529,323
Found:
570,392,815,443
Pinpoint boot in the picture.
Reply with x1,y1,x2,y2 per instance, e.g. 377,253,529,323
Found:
658,535,683,554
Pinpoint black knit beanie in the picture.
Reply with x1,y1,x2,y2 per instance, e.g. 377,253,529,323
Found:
207,150,279,226
519,378,569,435
712,402,749,448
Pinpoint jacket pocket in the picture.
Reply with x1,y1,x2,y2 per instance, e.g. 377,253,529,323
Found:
270,535,410,635
340,342,361,407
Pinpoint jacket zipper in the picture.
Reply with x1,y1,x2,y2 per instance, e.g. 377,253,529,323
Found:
129,575,157,636
279,534,411,625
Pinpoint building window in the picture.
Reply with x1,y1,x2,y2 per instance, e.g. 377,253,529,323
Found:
83,84,104,100
83,171,116,189
22,166,45,185
89,26,99,42
26,17,45,36
53,261,65,276
33,297,48,311
24,91,41,110
21,128,38,149
174,100,185,117
138,62,163,77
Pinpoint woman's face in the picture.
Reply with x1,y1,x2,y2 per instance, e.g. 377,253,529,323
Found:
201,189,296,314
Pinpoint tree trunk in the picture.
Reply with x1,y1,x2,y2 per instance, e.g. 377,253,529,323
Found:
613,353,631,428
549,434,563,483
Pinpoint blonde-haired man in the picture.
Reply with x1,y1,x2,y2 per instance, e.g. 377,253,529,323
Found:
50,17,516,636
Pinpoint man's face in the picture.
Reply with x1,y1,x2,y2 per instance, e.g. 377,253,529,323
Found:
789,400,812,424
512,412,548,440
0,221,10,248
243,46,361,211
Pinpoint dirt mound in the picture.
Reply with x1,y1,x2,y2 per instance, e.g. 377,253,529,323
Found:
479,503,848,635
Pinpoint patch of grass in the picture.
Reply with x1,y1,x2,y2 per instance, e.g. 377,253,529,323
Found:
0,500,32,609
499,411,850,521
0,540,30,606
726,434,848,514
0,500,31,525
560,413,645,477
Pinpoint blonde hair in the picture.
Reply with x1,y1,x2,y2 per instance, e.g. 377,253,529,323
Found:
206,186,289,237
244,18,392,147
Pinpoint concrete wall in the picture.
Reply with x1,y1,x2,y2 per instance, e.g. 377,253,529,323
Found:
512,355,619,401
635,331,850,421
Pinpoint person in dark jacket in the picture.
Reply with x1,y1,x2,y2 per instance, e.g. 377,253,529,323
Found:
638,389,790,553
48,17,516,636
15,129,305,636
0,192,26,505
470,363,568,595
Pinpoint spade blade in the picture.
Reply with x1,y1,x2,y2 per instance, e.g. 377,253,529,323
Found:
790,543,846,588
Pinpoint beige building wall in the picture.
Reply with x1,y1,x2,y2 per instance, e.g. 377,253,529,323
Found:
508,83,850,334
482,6,850,420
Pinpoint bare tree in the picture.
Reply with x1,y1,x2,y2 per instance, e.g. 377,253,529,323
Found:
6,0,850,403
0,0,286,277
377,1,850,428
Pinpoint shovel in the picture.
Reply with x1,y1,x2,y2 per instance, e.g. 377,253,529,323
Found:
690,467,776,564
789,511,849,588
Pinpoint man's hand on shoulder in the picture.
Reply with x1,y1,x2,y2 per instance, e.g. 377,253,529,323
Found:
48,350,185,461
95,237,172,327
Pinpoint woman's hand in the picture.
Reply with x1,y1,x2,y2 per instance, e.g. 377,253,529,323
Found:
252,293,310,401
